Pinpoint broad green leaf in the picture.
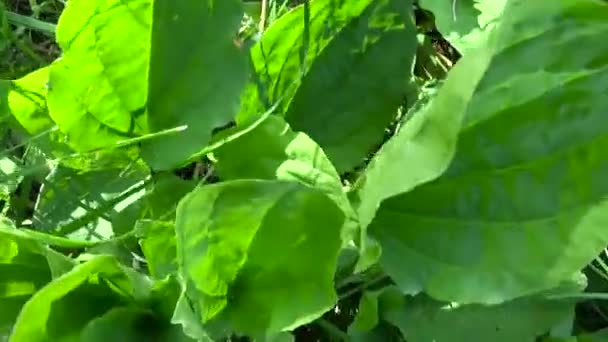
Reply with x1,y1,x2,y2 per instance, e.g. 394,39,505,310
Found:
379,287,577,342
9,256,152,342
418,0,507,55
370,0,608,303
0,225,74,335
238,0,373,122
353,17,494,272
175,180,344,337
47,0,151,151
140,0,248,170
3,67,54,135
243,0,418,172
33,165,148,239
214,115,357,243
283,0,418,172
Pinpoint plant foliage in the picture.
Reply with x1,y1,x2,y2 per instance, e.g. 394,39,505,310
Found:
1,0,608,341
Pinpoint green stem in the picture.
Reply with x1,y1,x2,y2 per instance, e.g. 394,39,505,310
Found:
5,12,56,35
55,178,153,236
338,274,389,300
547,292,608,301
317,318,350,341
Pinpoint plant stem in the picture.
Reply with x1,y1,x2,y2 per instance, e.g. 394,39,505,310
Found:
317,318,350,341
259,0,268,31
55,178,153,236
5,11,56,35
338,274,389,300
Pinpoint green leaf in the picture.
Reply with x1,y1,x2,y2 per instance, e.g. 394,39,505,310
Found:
80,307,158,342
34,165,148,239
379,287,577,342
136,220,178,279
175,180,344,337
0,225,74,335
3,67,54,135
369,0,608,303
283,0,418,172
238,0,373,122
353,13,494,272
348,290,383,334
9,256,152,342
214,115,357,243
244,0,418,172
133,174,197,279
140,0,249,170
80,306,195,342
544,328,608,342
419,0,507,55
47,0,151,151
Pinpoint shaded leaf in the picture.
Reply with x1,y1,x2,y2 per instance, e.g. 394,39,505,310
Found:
243,0,418,172
283,0,418,172
0,224,74,335
8,256,153,342
379,286,577,342
140,0,248,170
80,306,195,342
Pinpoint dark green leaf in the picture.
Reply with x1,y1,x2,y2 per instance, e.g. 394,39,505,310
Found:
379,286,577,342
140,0,248,170
243,0,418,172
80,306,195,342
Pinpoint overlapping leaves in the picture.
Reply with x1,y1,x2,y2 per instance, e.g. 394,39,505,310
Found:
242,0,418,172
174,180,344,338
368,0,608,303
